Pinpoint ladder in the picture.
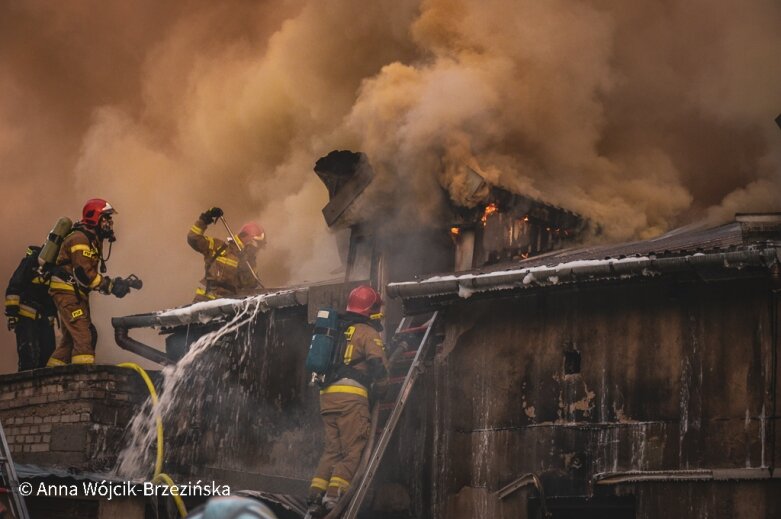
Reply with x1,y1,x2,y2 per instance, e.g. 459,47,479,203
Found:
338,311,440,519
0,420,30,519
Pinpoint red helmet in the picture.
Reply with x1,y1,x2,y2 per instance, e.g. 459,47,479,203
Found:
81,198,116,226
346,285,382,317
239,221,265,243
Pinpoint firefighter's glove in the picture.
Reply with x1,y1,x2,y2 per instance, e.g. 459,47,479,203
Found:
5,303,19,318
7,316,18,331
110,277,131,298
199,207,224,224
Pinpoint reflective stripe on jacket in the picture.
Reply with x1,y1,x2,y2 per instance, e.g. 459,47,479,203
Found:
49,229,103,295
187,217,258,297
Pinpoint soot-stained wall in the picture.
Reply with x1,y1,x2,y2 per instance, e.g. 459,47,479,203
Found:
164,306,321,495
160,274,779,518
425,276,780,518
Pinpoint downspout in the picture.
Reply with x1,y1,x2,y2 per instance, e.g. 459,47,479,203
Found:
495,473,550,518
111,301,247,365
769,261,781,477
114,326,173,365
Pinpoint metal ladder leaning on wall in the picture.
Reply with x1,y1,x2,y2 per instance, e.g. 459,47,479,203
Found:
0,420,30,519
337,311,440,519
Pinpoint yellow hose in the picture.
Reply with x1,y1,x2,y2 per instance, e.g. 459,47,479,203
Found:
118,362,188,517
117,362,164,477
154,472,189,518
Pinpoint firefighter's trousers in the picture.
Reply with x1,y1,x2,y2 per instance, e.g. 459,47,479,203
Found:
47,292,96,365
15,317,55,371
311,392,371,499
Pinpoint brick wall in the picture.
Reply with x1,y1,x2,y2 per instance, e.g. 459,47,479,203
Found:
0,365,154,471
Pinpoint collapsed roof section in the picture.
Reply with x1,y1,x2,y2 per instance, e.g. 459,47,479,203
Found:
387,214,781,312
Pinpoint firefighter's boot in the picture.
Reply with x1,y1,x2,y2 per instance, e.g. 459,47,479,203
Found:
305,490,326,519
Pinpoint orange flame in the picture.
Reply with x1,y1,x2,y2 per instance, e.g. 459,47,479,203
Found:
450,226,461,236
481,203,498,225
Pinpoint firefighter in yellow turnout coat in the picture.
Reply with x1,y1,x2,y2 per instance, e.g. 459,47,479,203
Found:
308,285,389,516
47,199,133,366
188,207,265,302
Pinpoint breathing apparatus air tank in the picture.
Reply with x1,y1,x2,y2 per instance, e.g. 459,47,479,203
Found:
38,217,73,269
306,308,342,386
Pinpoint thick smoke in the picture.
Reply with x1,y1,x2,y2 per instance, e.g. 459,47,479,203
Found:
347,0,781,238
1,0,779,371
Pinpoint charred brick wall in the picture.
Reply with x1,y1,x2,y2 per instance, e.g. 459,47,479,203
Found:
0,365,150,471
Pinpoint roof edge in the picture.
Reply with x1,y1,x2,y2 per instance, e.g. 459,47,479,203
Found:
111,288,309,329
387,246,780,301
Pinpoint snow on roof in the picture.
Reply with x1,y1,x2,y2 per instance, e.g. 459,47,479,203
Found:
145,288,308,327
392,255,652,299
388,247,778,302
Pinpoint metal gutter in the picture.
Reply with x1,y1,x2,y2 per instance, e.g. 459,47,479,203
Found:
112,288,308,364
112,288,308,330
112,298,241,329
387,247,780,301
593,468,779,485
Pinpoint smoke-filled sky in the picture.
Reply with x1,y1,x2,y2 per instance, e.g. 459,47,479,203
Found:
1,0,780,372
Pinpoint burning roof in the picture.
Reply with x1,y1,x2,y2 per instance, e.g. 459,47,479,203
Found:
314,149,587,274
388,214,781,310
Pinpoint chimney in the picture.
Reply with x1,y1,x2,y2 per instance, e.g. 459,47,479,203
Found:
314,150,375,228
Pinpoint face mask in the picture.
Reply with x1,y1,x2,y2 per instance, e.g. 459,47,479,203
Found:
246,237,266,251
99,215,116,242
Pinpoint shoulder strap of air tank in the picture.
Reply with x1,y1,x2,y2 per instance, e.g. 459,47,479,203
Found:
207,242,228,265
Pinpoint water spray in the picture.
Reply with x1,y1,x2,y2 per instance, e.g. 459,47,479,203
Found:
116,296,267,480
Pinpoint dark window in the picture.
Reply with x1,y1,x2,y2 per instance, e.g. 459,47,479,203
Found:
564,350,581,375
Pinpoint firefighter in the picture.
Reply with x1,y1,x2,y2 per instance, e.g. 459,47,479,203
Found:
307,285,389,516
46,198,132,366
188,207,266,302
4,245,57,371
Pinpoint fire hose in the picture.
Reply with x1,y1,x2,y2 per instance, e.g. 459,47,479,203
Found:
118,363,188,517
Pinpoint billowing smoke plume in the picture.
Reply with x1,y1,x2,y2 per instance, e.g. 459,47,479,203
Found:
348,0,781,238
1,0,779,371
